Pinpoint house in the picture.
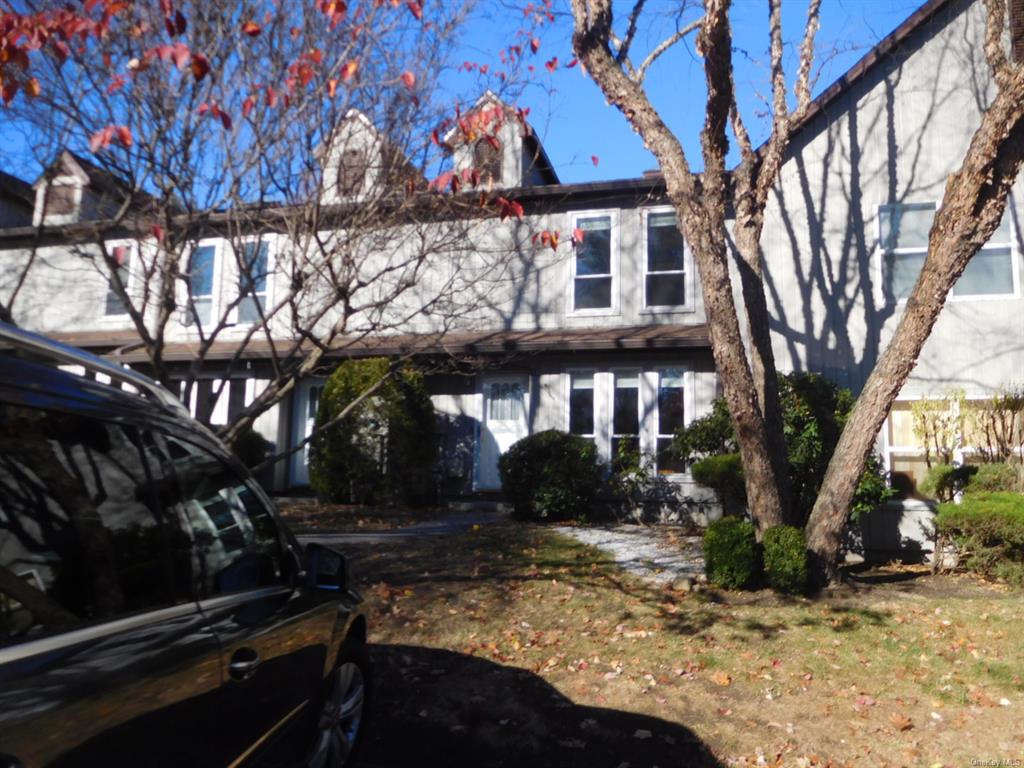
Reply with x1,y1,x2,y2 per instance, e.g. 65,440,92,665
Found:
0,0,1021,540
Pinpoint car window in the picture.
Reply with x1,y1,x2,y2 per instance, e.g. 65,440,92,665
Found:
0,404,194,648
162,435,284,597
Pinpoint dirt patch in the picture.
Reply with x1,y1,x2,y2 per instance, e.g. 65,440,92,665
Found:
345,523,1024,767
276,499,447,533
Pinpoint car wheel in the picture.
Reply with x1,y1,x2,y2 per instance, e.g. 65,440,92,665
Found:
307,641,370,768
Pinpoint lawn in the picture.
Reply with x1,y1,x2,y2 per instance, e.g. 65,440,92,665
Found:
342,522,1023,767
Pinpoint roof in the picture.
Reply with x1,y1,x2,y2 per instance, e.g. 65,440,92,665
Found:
0,169,33,206
48,324,711,364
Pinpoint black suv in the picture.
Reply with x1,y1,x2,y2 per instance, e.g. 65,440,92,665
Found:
0,325,368,768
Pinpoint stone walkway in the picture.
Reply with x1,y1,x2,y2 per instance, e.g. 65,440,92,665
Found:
554,525,706,585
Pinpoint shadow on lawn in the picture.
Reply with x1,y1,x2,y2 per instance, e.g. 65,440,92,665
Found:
357,643,723,768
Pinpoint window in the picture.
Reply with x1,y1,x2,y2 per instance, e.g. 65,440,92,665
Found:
45,184,77,217
163,436,283,597
0,404,194,647
473,138,502,185
486,382,524,421
238,240,269,324
104,245,131,316
572,214,614,312
611,371,640,469
337,149,368,197
185,244,216,327
645,211,687,308
881,202,1017,300
569,372,595,438
656,369,687,473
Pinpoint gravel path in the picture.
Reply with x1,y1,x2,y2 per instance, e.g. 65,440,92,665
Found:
554,525,706,585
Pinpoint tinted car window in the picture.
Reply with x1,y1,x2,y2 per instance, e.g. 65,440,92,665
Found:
0,404,194,648
163,435,284,597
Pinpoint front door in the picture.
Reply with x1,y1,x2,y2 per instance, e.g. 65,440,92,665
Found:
291,379,324,487
477,375,529,490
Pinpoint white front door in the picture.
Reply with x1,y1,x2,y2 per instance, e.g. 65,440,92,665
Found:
477,375,529,490
290,379,324,487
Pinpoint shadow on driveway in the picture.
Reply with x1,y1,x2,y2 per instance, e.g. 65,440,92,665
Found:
357,644,722,768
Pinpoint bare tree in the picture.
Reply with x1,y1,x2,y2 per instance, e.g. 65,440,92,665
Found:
570,0,1024,580
2,0,541,455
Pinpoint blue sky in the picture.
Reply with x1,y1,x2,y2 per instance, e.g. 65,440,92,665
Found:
1,0,928,186
452,0,928,183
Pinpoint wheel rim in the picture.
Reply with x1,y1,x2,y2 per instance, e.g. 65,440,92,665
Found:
307,662,365,768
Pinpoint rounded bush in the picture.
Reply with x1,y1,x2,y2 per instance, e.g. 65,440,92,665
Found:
969,462,1020,493
703,517,759,589
498,430,603,522
231,426,271,469
762,525,809,593
691,453,745,515
310,358,438,507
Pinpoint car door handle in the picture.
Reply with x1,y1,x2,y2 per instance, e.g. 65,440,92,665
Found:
228,648,261,681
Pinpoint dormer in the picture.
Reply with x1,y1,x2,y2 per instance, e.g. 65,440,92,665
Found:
320,110,420,204
447,92,559,190
32,151,137,227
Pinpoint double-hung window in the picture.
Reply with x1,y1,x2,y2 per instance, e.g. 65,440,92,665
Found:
104,245,131,317
611,371,640,469
644,210,687,308
656,368,687,474
568,372,595,442
238,240,269,324
571,214,615,312
881,202,1017,300
185,244,216,327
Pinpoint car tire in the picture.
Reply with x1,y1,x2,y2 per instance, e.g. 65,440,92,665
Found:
306,639,371,768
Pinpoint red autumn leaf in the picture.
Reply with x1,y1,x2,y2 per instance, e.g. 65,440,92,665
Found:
327,79,339,98
496,197,524,221
572,227,584,244
242,21,261,36
174,10,187,35
190,53,210,81
530,37,540,54
341,60,358,81
400,71,416,90
566,57,578,68
242,96,256,118
545,57,557,73
406,1,423,21
107,75,126,95
171,42,190,70
115,125,133,147
591,155,599,167
265,87,279,107
151,225,165,243
89,126,114,153
25,78,41,98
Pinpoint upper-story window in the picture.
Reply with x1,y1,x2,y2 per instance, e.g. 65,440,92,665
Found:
881,202,1018,301
104,245,131,317
185,244,217,327
337,149,368,197
644,210,688,309
571,213,616,313
237,240,269,324
473,138,502,185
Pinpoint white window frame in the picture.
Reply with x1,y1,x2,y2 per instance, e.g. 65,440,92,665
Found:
99,239,138,322
180,238,223,331
34,175,84,227
609,367,642,466
653,367,693,476
231,235,276,326
876,200,1020,305
567,209,619,317
640,206,694,313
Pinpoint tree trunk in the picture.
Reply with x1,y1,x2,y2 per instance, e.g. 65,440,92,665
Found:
806,87,1024,584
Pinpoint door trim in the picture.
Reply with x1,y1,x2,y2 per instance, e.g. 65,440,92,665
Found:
474,373,530,491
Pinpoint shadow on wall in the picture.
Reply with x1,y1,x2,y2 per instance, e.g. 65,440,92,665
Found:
359,643,723,768
844,501,937,564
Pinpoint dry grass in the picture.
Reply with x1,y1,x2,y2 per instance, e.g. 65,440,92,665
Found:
344,523,1024,767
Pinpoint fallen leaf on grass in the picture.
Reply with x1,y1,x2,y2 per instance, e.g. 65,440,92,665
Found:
889,712,914,731
711,670,732,686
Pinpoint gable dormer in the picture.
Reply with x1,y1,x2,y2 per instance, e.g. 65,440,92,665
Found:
320,110,420,205
447,92,558,190
32,151,139,227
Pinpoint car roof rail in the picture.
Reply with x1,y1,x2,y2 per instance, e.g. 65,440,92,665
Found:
0,321,189,416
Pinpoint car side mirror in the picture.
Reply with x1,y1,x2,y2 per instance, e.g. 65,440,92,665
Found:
304,543,348,592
